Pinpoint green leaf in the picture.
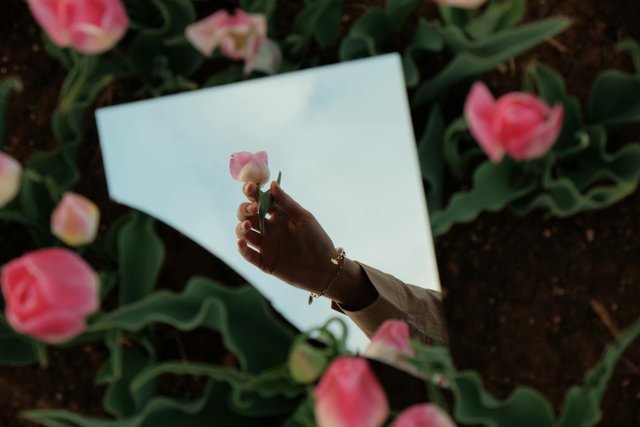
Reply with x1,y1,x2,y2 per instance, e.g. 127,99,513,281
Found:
525,63,582,151
589,70,640,127
418,106,446,212
0,76,22,150
92,277,297,373
402,20,444,87
430,159,536,235
203,65,245,88
438,5,474,28
339,8,395,61
465,0,526,39
293,0,342,49
617,39,640,74
282,396,316,427
117,212,165,304
557,316,640,427
386,0,421,31
240,0,278,19
0,315,38,365
441,117,483,180
412,18,570,106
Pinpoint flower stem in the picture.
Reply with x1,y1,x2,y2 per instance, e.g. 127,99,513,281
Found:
34,343,49,369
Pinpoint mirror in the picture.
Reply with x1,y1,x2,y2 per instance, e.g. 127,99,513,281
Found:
95,53,441,350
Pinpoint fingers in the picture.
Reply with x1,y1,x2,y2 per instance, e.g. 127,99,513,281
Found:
238,239,261,267
237,201,260,226
270,181,307,219
243,182,258,201
235,220,263,243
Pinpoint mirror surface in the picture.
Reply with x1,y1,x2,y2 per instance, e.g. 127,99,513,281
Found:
96,54,440,349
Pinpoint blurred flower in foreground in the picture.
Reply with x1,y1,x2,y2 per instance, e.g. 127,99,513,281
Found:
229,151,270,186
28,0,129,55
433,0,487,9
315,356,389,427
391,404,457,427
186,9,282,74
1,248,100,344
51,192,100,247
288,340,329,384
0,152,22,208
465,81,564,163
364,319,417,375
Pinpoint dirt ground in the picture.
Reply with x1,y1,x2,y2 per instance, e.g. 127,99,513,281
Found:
0,0,639,426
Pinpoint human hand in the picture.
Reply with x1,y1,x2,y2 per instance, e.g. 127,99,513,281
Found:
235,181,338,293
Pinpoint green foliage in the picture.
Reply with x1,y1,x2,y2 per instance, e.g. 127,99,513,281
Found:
412,18,570,106
339,8,395,61
240,0,278,19
117,212,166,304
403,20,444,87
418,106,446,212
292,0,342,50
0,315,38,365
386,0,421,31
92,277,296,373
0,76,22,150
466,0,527,39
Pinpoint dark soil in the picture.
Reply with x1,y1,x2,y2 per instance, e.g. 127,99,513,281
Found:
1,0,639,426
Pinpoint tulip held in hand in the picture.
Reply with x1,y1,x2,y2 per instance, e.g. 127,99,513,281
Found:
28,0,129,55
186,9,282,74
0,152,22,208
364,319,417,375
464,82,564,163
51,192,100,247
315,356,389,427
1,248,100,344
391,404,457,427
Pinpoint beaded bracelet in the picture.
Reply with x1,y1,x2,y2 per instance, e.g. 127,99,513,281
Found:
308,247,346,305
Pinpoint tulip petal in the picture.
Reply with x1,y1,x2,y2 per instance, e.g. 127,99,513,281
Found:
7,308,87,344
519,103,564,160
465,82,504,163
51,192,100,247
391,404,456,427
229,151,255,180
432,0,488,9
185,10,231,57
250,39,282,75
28,0,72,46
0,152,23,208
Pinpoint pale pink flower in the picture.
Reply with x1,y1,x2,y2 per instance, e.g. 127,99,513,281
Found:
1,248,100,344
433,0,488,9
28,0,129,55
465,82,564,163
185,9,281,74
0,152,22,208
315,356,389,427
391,404,456,427
229,151,270,186
51,192,100,247
364,319,417,375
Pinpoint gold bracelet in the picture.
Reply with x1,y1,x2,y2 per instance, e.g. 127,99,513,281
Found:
308,247,346,305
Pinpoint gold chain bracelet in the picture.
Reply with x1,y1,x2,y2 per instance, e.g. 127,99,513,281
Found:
308,247,346,305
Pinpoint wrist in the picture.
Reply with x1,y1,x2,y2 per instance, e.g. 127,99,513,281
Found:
325,258,378,311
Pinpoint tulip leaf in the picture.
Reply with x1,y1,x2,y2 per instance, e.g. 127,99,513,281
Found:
23,382,260,427
525,63,582,152
438,6,474,28
240,0,278,19
557,316,640,427
402,20,444,87
441,117,483,181
418,106,446,212
412,18,570,106
0,76,22,150
292,0,342,49
589,70,640,127
92,277,296,373
386,0,421,31
430,159,536,236
617,39,640,75
0,316,38,365
339,8,395,61
282,396,316,427
203,65,245,88
465,0,526,39
117,212,166,305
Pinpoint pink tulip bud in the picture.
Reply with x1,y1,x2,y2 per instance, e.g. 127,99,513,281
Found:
51,192,100,247
1,248,100,344
464,82,564,163
364,319,417,375
288,341,328,384
391,404,456,427
433,0,487,9
28,0,129,55
0,152,22,208
315,356,389,427
185,9,281,74
229,151,270,186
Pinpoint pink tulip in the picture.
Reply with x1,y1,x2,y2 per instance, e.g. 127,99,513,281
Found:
185,9,281,74
28,0,129,55
229,151,270,186
315,356,389,427
464,82,564,163
433,0,487,9
364,319,417,374
0,152,22,208
51,192,100,247
391,404,456,427
1,248,100,344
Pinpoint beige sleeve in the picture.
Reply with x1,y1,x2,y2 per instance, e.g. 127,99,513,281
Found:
331,262,448,345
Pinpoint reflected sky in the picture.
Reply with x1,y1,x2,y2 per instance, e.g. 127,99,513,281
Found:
96,54,440,350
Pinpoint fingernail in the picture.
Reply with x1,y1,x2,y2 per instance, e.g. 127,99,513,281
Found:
247,204,256,214
243,221,251,231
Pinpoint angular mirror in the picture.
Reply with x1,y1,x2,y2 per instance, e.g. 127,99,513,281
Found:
96,53,441,349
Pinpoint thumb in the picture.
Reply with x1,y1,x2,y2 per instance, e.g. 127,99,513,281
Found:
271,181,307,219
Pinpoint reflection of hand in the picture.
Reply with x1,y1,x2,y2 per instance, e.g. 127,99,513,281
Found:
236,181,337,293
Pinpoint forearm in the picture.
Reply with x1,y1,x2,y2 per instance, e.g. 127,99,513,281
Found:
323,258,378,311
